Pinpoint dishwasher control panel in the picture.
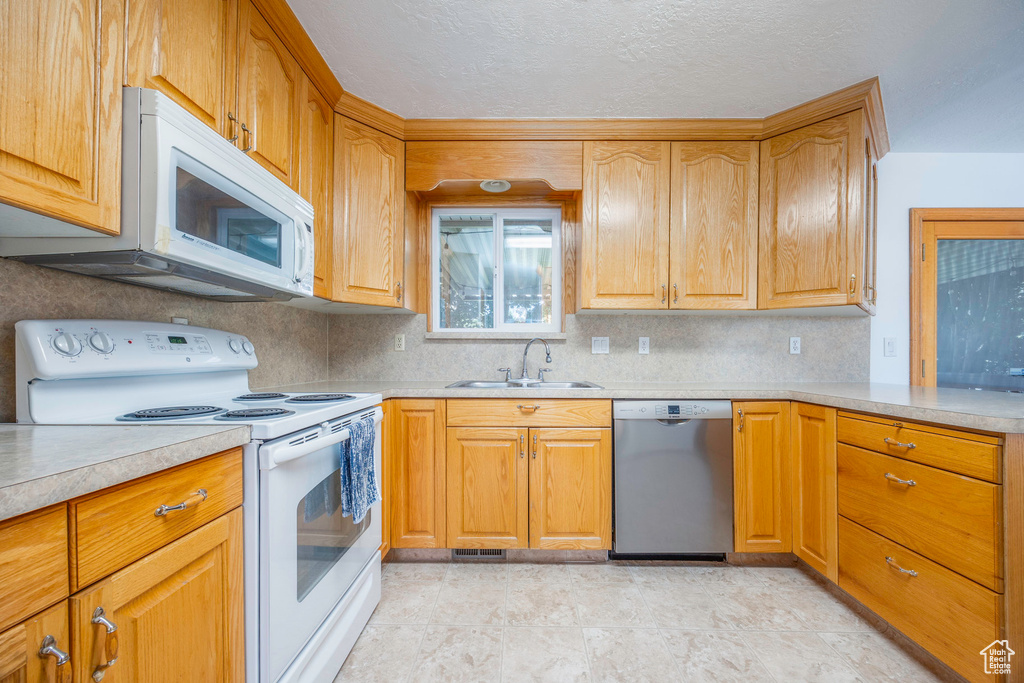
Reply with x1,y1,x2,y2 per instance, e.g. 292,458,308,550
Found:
613,399,733,420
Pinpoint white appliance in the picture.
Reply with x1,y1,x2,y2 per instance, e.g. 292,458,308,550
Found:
15,319,381,683
0,88,315,302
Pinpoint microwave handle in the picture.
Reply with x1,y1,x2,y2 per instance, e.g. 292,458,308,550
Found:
293,220,312,284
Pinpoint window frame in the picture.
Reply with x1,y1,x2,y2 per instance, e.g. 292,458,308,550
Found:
431,206,562,334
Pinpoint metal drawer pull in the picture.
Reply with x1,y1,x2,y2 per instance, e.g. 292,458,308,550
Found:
661,284,667,303
885,556,918,577
736,408,744,432
532,433,538,459
519,434,525,459
884,437,916,449
39,634,72,683
155,488,208,517
884,472,917,486
91,607,119,681
517,404,540,412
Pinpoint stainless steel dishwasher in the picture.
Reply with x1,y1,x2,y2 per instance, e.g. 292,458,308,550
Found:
613,400,734,557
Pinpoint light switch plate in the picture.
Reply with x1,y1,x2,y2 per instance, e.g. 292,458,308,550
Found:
638,337,650,355
394,334,406,352
790,337,801,355
592,337,610,354
883,337,897,357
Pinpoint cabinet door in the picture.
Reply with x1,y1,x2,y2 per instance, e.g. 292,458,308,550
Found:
333,116,405,307
237,0,300,189
446,428,528,549
0,602,72,683
758,111,865,309
298,75,334,299
125,0,238,139
529,428,611,550
733,401,792,552
580,142,671,309
0,0,124,234
791,403,838,580
669,142,759,309
70,510,244,683
391,400,447,549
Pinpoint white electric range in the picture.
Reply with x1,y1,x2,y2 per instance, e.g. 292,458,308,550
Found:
15,319,383,683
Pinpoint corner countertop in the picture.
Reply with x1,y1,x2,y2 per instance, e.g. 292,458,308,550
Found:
0,424,250,522
263,380,1024,434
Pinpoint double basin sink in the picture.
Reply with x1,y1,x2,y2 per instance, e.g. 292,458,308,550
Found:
446,380,603,389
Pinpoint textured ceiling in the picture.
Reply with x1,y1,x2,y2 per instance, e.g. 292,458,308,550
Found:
289,0,1024,151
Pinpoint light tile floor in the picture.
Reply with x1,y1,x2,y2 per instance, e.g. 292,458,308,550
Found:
334,560,949,682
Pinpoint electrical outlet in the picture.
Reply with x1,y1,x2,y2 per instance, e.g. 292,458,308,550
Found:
394,334,405,352
790,337,801,355
591,337,610,354
638,337,650,355
883,337,897,358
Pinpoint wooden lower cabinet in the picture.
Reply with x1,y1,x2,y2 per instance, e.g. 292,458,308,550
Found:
446,428,529,549
390,399,447,549
0,602,72,683
791,403,838,581
70,509,244,683
733,401,792,552
529,428,612,550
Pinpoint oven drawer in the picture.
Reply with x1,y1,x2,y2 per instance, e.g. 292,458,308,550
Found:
0,505,68,632
838,517,1000,682
446,399,611,427
837,412,1001,482
72,448,243,588
837,444,1002,591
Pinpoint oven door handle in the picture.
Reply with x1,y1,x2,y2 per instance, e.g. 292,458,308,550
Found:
260,407,383,470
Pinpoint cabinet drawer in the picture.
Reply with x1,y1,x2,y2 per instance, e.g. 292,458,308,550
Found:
446,399,611,427
0,506,68,632
837,412,1001,482
838,517,999,682
837,444,1001,591
72,448,243,589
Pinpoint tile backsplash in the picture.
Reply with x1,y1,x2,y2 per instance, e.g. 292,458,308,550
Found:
0,258,329,422
328,313,870,384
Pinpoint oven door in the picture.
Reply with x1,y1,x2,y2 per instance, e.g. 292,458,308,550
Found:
258,407,382,682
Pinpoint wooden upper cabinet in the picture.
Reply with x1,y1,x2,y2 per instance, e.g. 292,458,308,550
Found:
529,428,612,550
791,403,838,581
298,75,334,299
333,116,405,307
0,0,124,235
390,400,447,549
237,0,301,189
758,110,867,309
71,510,244,683
580,142,671,310
669,142,759,309
733,401,792,552
0,602,72,683
125,0,238,139
446,428,528,549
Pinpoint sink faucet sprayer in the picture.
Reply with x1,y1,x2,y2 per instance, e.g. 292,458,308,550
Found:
520,338,552,381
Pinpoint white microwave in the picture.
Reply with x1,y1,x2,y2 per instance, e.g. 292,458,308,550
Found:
0,88,314,301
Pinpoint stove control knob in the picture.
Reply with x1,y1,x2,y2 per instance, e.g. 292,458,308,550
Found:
228,339,242,354
51,332,82,357
88,331,115,354
242,341,255,355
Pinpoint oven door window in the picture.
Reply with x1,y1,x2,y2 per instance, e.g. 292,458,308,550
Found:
295,468,370,601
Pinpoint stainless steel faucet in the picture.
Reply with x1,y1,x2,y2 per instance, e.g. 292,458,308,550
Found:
520,338,552,380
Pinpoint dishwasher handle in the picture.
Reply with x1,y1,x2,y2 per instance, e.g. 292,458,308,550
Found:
655,419,692,426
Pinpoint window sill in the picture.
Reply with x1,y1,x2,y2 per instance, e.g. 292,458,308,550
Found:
424,330,567,341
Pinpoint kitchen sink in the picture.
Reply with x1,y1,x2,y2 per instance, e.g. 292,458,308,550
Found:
446,380,603,389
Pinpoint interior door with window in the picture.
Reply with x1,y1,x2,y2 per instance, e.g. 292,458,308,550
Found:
912,210,1024,392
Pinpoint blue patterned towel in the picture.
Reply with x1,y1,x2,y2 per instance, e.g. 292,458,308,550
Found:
340,415,378,523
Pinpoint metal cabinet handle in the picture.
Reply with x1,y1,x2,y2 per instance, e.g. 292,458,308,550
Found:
849,273,857,295
240,122,252,153
39,634,72,683
736,408,744,432
884,437,916,450
155,488,208,517
884,472,917,486
519,434,525,459
532,433,538,459
661,285,666,303
396,281,402,303
91,607,118,682
226,112,239,143
517,404,540,412
673,283,678,303
885,556,918,577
